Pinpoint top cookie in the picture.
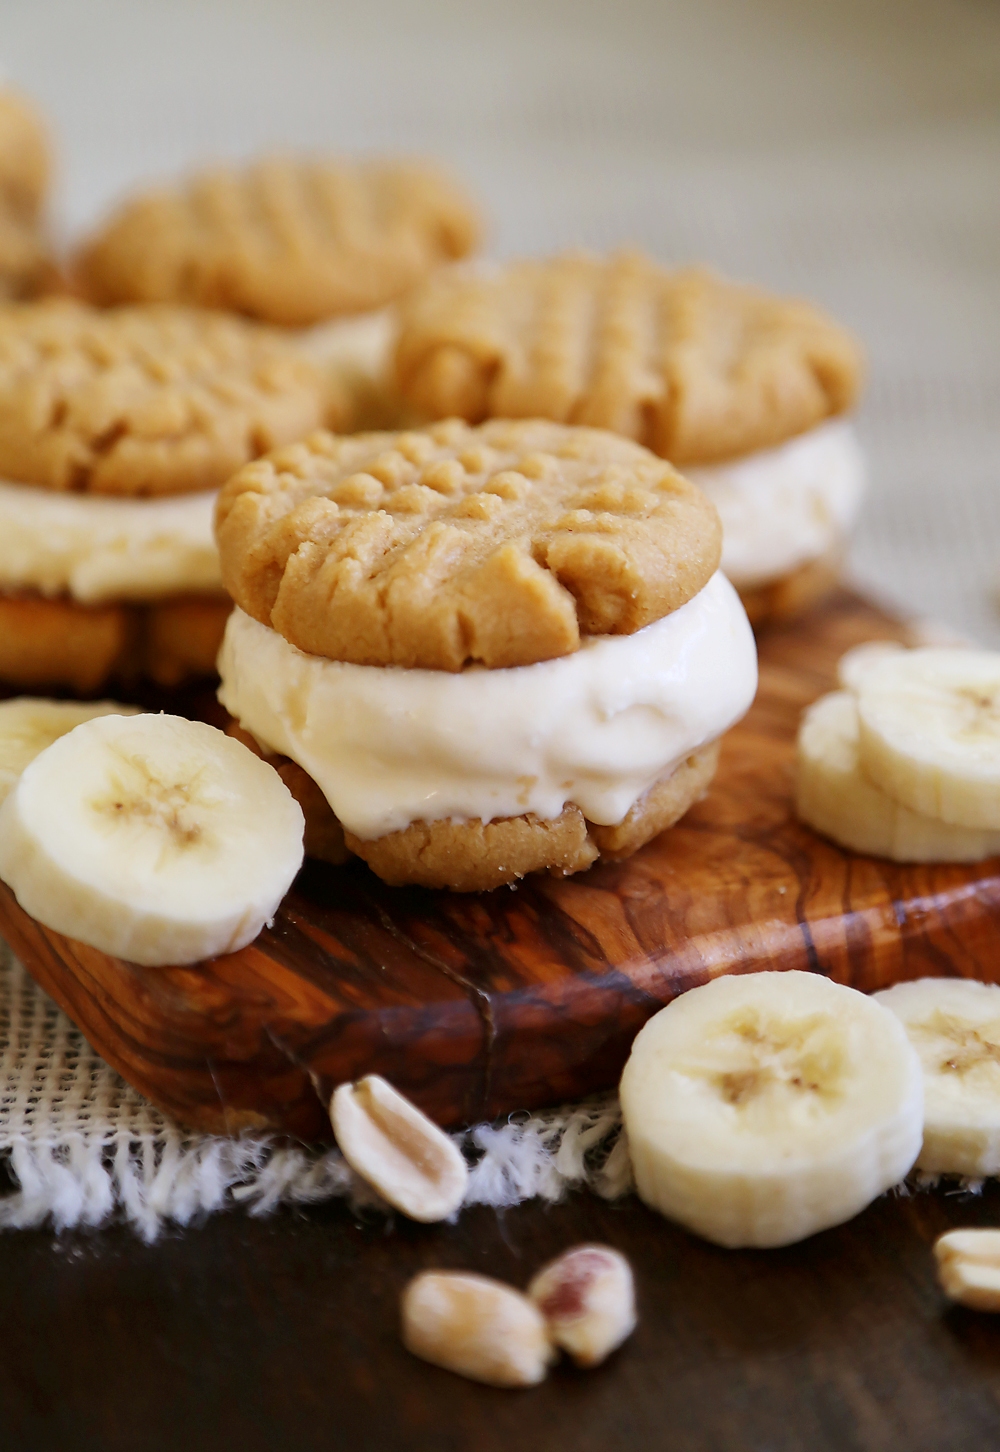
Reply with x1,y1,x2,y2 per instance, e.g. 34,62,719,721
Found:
75,156,483,328
394,252,864,466
0,301,327,496
215,417,722,672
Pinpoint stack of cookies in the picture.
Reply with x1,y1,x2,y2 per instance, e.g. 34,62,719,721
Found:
0,85,871,892
393,250,866,625
0,301,326,693
0,142,484,696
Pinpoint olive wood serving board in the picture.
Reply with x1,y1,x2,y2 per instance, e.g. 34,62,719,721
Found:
2,589,999,1141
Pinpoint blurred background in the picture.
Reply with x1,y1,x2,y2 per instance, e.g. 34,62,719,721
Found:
5,0,1000,638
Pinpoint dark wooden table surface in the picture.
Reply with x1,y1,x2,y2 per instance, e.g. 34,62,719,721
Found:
5,1170,1000,1451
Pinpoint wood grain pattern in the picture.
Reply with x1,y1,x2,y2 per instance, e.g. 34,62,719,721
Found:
3,588,1000,1139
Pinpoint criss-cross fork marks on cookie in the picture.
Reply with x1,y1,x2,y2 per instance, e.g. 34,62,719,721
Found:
76,157,482,326
0,302,326,495
216,417,722,671
395,251,863,467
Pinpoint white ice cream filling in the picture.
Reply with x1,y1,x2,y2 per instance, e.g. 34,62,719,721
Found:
0,480,224,604
298,308,397,376
686,420,866,590
217,570,758,841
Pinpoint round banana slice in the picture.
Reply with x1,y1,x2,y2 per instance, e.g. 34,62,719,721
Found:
854,648,1000,829
836,640,905,694
0,696,140,807
875,978,1000,1177
619,970,923,1248
0,713,304,966
796,691,1000,862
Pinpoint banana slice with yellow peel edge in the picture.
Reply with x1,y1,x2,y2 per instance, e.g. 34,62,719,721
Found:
796,691,1000,862
875,978,1000,1177
619,970,924,1248
0,696,140,806
0,713,304,966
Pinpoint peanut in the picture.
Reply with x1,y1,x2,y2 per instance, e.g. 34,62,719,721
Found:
401,1271,556,1387
330,1075,467,1222
528,1243,636,1366
935,1228,1000,1311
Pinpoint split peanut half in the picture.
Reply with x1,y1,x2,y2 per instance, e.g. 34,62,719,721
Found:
330,1074,468,1222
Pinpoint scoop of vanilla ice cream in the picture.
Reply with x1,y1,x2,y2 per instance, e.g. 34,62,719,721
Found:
0,480,223,603
218,570,758,840
687,420,865,590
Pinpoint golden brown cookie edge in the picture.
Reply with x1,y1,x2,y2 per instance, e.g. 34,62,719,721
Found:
0,590,231,695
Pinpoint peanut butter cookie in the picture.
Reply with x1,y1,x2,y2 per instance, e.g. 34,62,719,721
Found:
0,89,54,300
345,740,719,889
0,300,326,495
76,156,482,327
0,591,230,694
215,417,722,672
394,251,863,466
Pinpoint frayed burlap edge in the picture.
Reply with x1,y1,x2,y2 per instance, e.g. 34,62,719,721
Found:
0,1097,631,1243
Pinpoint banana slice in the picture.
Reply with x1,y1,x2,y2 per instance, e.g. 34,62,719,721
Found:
875,979,1000,1176
0,713,304,966
854,648,1000,829
619,970,923,1248
836,640,905,693
796,691,1000,862
0,696,140,806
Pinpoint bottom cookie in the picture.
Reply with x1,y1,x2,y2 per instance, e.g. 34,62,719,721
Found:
0,592,232,694
229,721,720,891
736,545,844,631
346,741,721,890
